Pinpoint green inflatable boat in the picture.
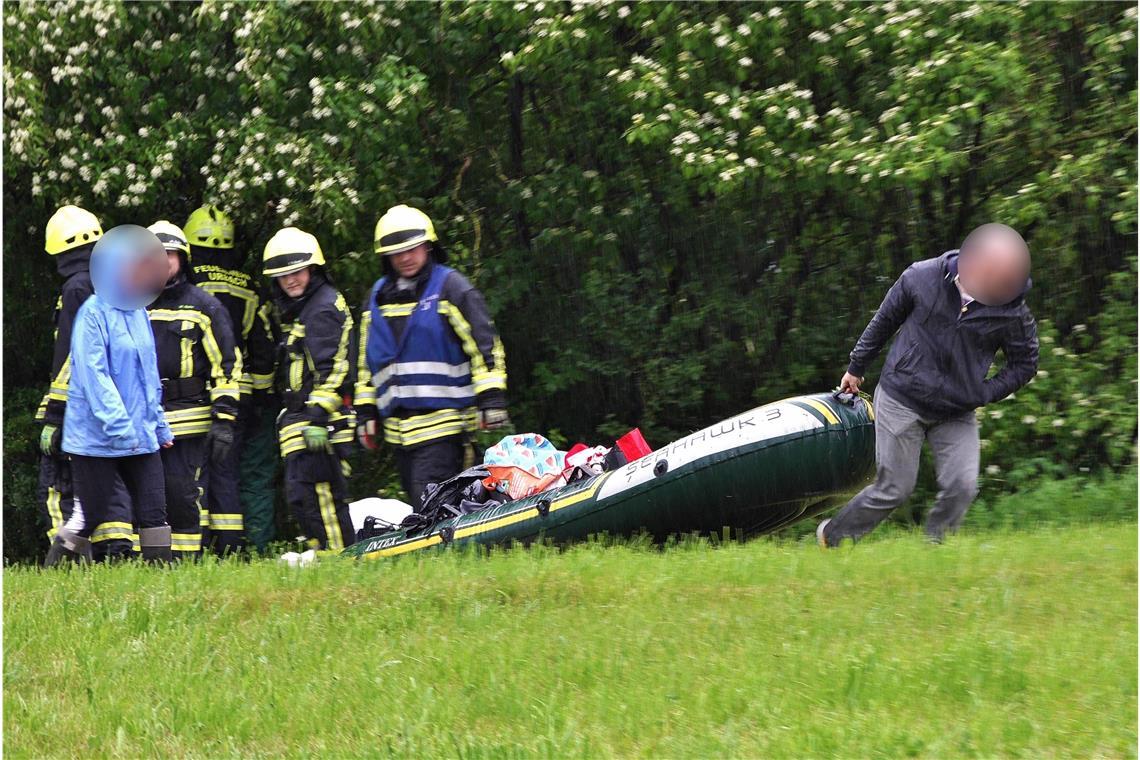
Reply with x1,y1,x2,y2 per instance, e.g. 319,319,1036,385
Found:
343,391,875,559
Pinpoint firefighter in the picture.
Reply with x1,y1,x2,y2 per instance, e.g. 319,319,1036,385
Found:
262,227,355,551
36,205,134,561
146,221,242,558
183,205,278,553
356,204,510,509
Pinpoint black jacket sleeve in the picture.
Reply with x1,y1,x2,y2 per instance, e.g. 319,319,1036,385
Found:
301,292,354,425
353,298,378,423
200,295,242,423
441,271,507,409
246,296,278,403
983,307,1039,403
847,267,916,377
40,279,95,426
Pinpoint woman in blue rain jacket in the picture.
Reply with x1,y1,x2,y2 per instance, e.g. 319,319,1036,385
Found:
47,225,175,565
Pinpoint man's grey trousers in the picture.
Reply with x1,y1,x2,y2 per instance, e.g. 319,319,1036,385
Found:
822,384,980,546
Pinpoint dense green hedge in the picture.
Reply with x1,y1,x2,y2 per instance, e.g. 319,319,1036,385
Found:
4,2,1135,563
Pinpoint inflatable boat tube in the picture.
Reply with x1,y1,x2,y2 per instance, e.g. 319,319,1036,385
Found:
342,391,875,559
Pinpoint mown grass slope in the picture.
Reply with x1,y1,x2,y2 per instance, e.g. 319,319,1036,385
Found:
5,524,1136,758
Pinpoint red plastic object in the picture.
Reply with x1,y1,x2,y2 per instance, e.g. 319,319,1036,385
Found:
615,428,653,461
565,443,589,459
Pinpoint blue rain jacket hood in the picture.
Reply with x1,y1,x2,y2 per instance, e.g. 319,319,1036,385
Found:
62,229,173,457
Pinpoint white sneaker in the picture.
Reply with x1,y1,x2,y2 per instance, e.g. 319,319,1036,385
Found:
816,518,831,548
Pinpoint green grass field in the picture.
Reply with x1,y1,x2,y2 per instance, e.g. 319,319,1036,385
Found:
5,524,1136,758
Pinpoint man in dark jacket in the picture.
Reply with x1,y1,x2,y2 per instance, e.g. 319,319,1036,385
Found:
356,204,510,509
36,205,134,560
819,223,1039,546
147,221,242,558
184,205,279,553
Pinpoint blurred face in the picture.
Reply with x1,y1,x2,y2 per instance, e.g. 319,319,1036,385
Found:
129,250,170,298
166,250,182,281
388,243,430,278
277,266,311,298
958,226,1031,306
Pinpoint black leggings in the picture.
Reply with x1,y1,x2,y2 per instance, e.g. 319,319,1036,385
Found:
70,453,167,537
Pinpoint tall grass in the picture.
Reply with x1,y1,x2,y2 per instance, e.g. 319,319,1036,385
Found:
5,523,1136,758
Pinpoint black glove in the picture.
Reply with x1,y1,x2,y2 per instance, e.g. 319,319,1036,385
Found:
206,419,236,468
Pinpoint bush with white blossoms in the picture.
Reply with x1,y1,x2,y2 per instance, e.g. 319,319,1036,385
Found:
3,0,1135,497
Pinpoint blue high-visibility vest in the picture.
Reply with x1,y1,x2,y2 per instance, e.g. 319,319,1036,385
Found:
365,264,475,416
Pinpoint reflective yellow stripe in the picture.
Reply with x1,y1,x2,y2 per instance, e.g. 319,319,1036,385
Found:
210,382,240,400
437,301,507,395
170,421,213,437
251,372,274,391
208,513,244,531
801,398,840,425
382,407,477,447
355,310,376,405
379,303,415,318
315,482,344,550
308,388,341,412
199,282,258,338
180,326,194,378
90,521,135,543
47,488,64,530
45,488,64,539
472,335,508,393
286,324,305,392
50,357,72,399
281,439,309,456
171,533,201,552
165,407,212,437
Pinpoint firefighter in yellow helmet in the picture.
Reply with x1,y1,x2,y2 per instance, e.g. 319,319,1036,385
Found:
146,221,243,558
261,227,355,550
36,205,135,561
184,205,278,553
356,205,510,510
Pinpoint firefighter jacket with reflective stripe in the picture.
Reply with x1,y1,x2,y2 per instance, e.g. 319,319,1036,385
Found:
269,273,356,457
188,246,275,397
148,275,242,438
37,248,95,427
357,262,507,449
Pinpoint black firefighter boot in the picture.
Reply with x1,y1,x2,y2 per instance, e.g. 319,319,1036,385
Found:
43,528,93,568
139,526,173,565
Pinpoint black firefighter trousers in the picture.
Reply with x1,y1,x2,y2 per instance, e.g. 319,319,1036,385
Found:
160,436,207,558
395,436,466,511
283,449,354,552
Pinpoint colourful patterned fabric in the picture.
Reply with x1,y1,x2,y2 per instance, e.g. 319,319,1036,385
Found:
483,433,566,499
